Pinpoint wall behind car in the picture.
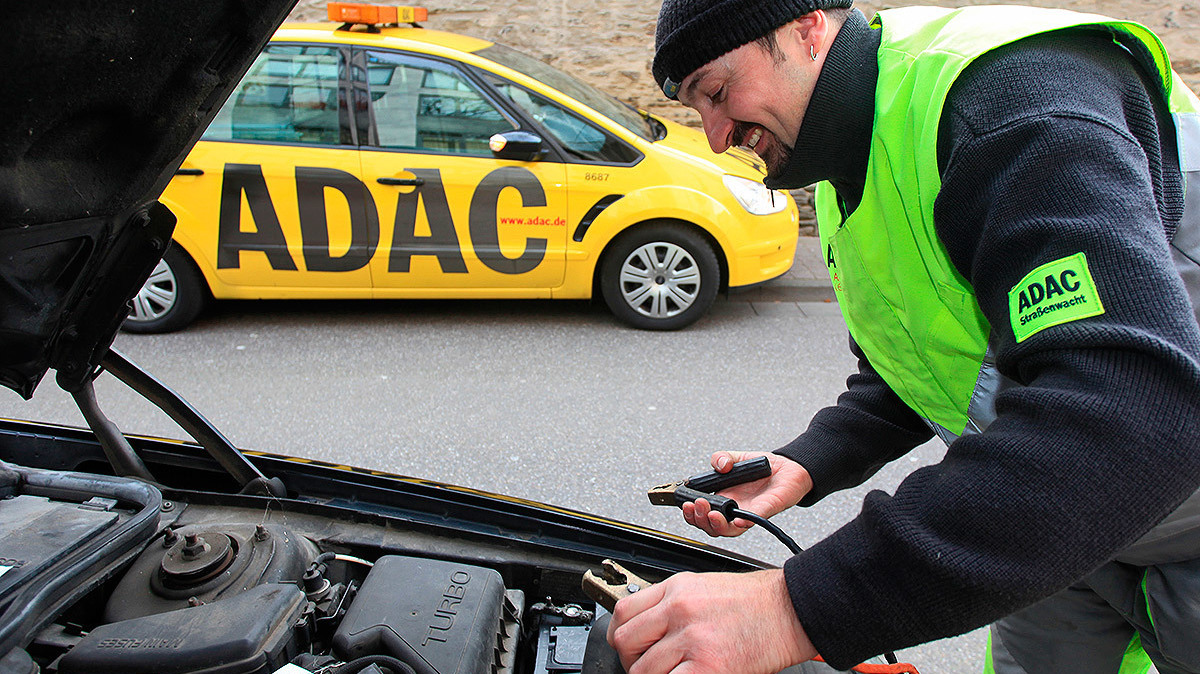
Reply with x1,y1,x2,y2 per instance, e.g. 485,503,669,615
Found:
288,0,1199,228
288,0,1198,126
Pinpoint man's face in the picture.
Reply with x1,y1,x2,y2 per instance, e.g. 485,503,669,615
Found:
676,25,820,179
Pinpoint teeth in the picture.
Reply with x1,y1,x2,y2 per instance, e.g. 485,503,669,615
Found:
747,128,762,149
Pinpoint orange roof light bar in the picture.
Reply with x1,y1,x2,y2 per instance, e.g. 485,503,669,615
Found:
328,3,428,25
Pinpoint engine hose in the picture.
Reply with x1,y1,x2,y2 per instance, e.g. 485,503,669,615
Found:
336,654,418,674
0,462,162,656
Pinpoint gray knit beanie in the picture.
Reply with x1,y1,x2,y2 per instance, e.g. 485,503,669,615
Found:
653,0,853,98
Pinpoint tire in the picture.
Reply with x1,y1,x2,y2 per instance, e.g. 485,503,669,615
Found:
600,224,721,330
122,245,207,333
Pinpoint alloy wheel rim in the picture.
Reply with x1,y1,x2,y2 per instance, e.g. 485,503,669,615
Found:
128,259,177,322
619,242,701,319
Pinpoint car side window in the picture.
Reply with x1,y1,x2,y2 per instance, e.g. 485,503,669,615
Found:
489,80,640,164
204,45,347,145
365,51,516,156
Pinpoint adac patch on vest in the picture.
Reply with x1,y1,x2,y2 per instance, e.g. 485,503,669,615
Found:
1009,252,1105,342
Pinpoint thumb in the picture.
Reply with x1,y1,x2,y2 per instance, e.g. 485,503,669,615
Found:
711,451,738,472
710,450,761,472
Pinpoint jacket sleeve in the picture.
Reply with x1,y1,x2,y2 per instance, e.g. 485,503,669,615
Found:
774,335,932,506
785,31,1200,669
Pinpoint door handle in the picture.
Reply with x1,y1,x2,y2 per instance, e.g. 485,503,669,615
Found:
175,168,204,176
376,177,425,186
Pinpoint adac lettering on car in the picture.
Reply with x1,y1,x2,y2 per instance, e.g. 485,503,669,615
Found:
216,163,551,275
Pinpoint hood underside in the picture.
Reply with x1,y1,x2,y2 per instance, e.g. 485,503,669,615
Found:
0,0,296,398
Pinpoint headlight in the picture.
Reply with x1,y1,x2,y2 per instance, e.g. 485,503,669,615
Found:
722,175,789,215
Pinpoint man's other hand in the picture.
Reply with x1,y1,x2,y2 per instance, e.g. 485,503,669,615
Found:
682,451,812,537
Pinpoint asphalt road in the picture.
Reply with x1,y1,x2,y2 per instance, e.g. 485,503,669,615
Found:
0,294,986,672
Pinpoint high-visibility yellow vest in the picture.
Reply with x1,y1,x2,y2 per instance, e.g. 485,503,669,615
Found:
815,5,1200,440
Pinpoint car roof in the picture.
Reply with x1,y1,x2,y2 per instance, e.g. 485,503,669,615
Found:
274,21,495,55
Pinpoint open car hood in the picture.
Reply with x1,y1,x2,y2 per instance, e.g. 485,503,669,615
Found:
0,0,296,399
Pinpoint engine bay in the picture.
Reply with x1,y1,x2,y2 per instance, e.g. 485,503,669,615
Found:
0,462,626,674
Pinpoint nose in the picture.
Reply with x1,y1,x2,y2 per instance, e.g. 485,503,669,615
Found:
700,110,734,154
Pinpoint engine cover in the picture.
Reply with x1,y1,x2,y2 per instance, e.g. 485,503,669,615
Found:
59,583,306,674
333,555,507,674
0,495,119,598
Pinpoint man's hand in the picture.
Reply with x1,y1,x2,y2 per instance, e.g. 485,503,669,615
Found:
606,569,816,674
682,451,812,537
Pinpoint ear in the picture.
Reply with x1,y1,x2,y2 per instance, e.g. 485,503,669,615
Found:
776,10,832,59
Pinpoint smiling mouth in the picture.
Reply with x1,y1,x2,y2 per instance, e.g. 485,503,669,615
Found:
732,123,764,152
746,127,763,150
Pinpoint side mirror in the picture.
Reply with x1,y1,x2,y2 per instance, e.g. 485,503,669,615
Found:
489,131,545,162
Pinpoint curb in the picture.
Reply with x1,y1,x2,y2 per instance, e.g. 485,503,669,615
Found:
728,281,836,304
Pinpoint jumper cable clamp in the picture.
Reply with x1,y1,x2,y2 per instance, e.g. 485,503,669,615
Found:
647,455,772,514
582,560,654,613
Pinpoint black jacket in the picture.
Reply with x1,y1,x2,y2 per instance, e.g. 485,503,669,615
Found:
767,8,1200,668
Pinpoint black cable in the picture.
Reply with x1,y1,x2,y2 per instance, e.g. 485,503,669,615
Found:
730,508,803,555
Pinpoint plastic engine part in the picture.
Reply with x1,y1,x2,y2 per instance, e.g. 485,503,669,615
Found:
105,522,318,623
58,584,306,674
0,495,119,598
333,555,506,674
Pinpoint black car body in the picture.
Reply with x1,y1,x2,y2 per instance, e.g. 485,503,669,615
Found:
0,3,828,673
0,414,772,674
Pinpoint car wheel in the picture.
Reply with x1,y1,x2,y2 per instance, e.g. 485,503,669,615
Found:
122,245,206,334
600,224,720,330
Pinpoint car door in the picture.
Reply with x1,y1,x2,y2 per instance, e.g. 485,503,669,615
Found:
482,75,645,245
162,43,377,295
358,49,568,295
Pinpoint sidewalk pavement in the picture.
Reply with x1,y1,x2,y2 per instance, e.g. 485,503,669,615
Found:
728,235,835,303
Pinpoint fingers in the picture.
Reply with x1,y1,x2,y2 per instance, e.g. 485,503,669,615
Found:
683,451,777,538
682,498,752,537
609,575,702,674
681,499,719,536
609,571,818,674
627,640,685,674
710,452,732,472
708,504,752,535
608,582,669,672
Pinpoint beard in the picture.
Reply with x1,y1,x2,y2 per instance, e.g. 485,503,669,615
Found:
760,140,794,181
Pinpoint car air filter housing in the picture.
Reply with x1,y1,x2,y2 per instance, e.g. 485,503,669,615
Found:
333,555,510,674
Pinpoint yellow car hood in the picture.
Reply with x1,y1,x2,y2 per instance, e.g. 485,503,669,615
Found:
650,117,772,182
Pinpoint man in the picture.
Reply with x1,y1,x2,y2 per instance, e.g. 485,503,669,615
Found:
606,1,1200,672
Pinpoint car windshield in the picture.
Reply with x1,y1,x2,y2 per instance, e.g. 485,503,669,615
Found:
476,43,661,141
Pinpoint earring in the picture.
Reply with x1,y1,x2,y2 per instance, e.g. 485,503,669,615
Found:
810,44,818,61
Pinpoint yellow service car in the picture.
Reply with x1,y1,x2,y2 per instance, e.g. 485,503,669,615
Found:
126,3,799,333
